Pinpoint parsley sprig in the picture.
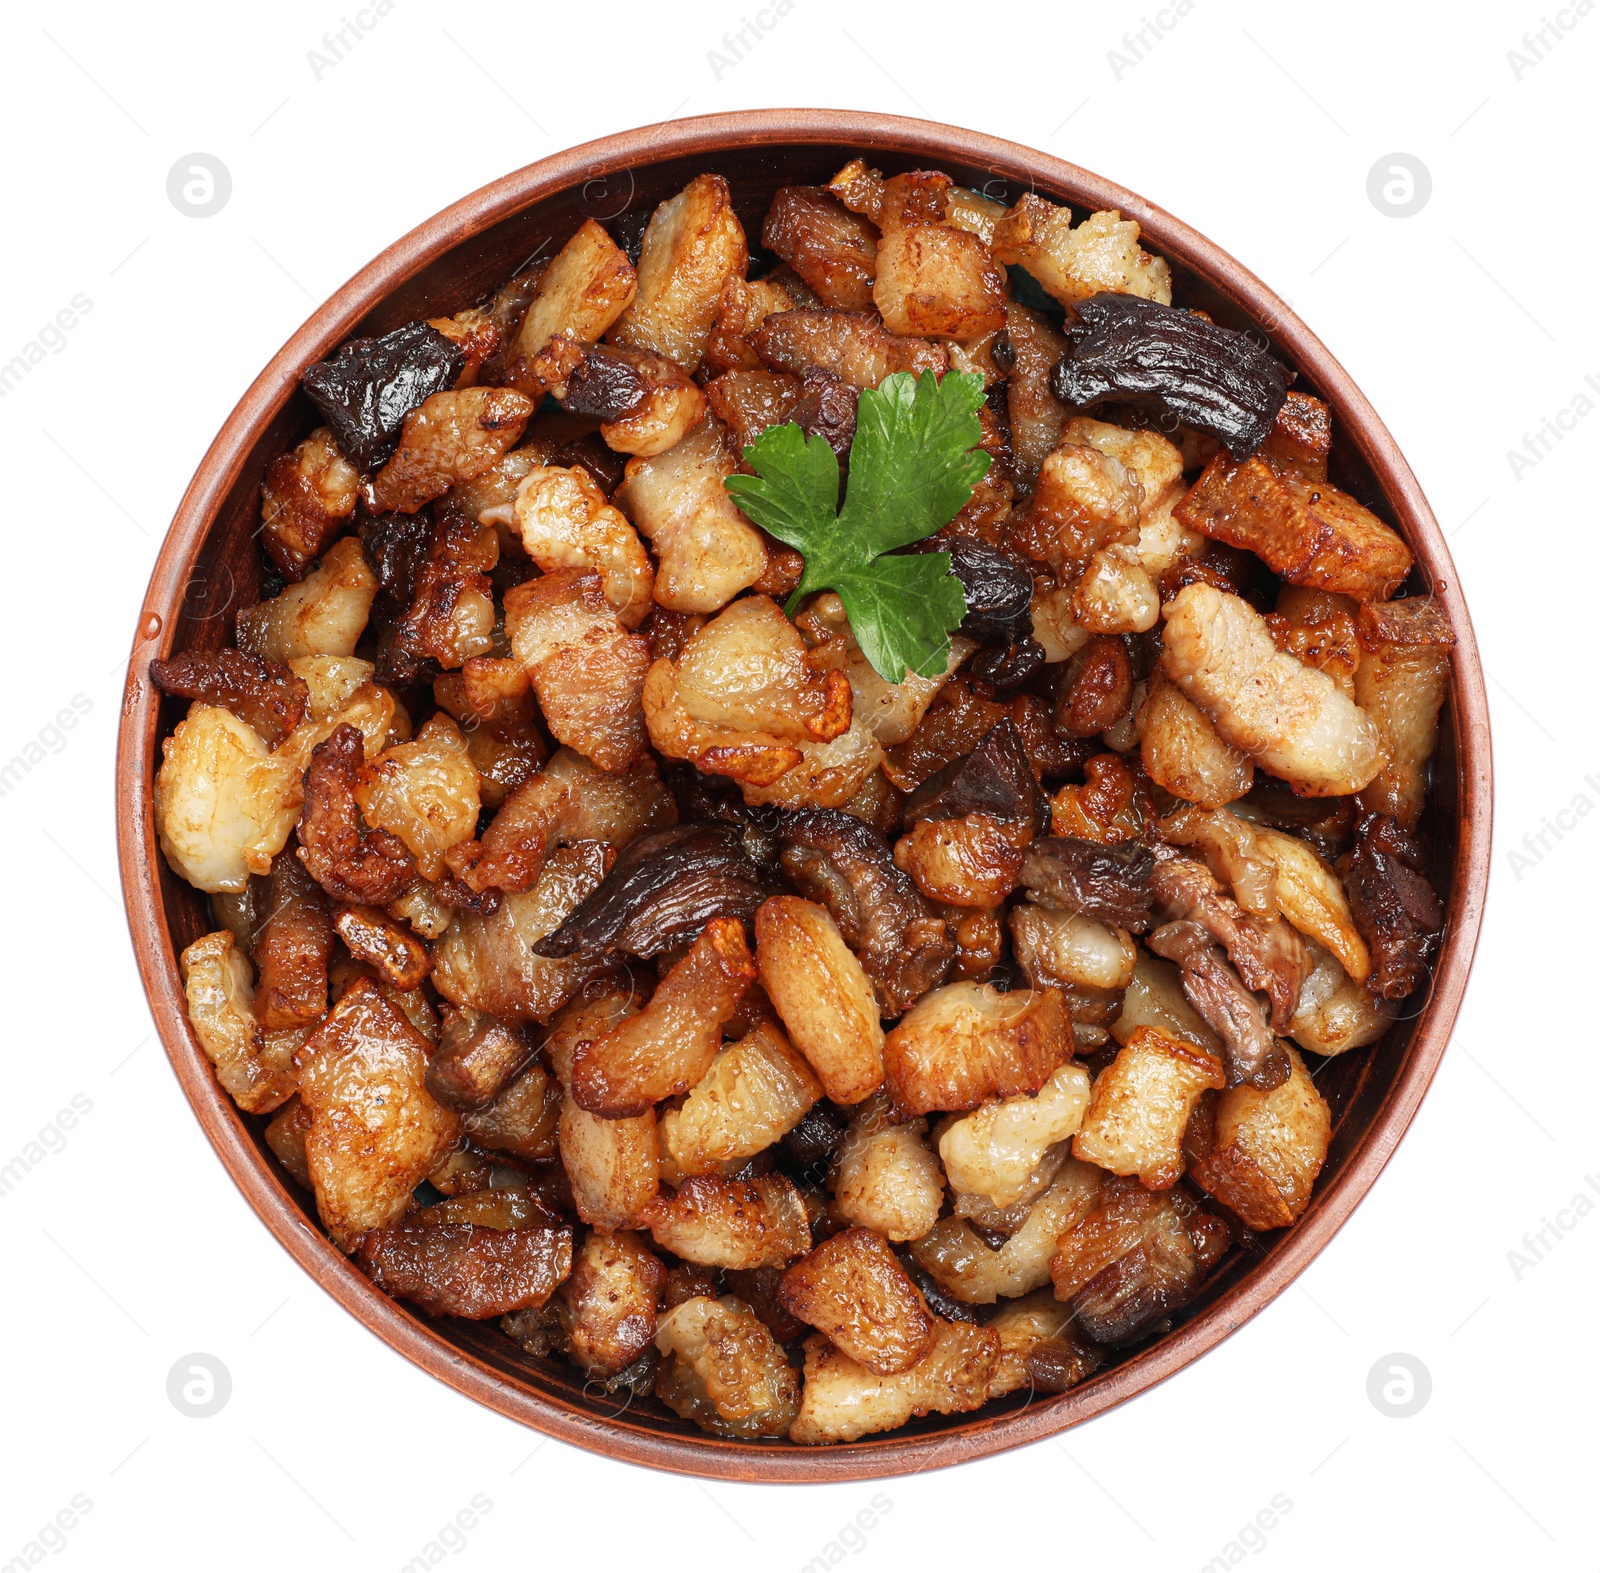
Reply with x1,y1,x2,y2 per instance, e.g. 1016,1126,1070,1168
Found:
724,370,990,681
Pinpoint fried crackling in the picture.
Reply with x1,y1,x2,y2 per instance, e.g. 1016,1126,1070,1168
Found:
610,174,749,370
504,219,638,399
751,308,948,389
448,747,675,898
350,713,481,882
1160,583,1382,796
779,1226,936,1375
180,930,299,1113
251,852,334,1029
1187,1043,1331,1229
368,388,534,515
528,335,707,458
658,1022,822,1180
788,1319,1001,1444
431,657,548,810
1175,452,1413,602
462,1059,561,1162
376,507,501,681
986,1290,1105,1398
260,426,360,581
643,1173,812,1270
762,185,879,311
756,896,885,1107
1072,1025,1226,1189
991,197,1172,307
424,1005,531,1112
505,568,652,773
937,1060,1093,1207
830,1095,946,1242
777,808,953,1016
1136,669,1254,808
908,1158,1103,1304
265,1096,314,1189
149,650,309,750
332,903,432,992
494,462,654,626
1251,824,1371,984
1010,903,1137,994
653,1294,801,1438
1003,299,1072,485
1288,941,1396,1057
614,419,768,613
872,171,1006,342
358,1207,572,1318
571,916,756,1117
237,537,379,665
1354,596,1456,832
1049,1175,1225,1344
295,978,461,1250
883,981,1070,1119
557,1229,666,1378
431,841,612,1023
297,723,415,905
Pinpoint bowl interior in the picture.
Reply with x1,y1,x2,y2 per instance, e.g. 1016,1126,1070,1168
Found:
133,118,1482,1480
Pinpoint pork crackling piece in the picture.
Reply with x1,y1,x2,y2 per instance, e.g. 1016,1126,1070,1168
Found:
180,930,299,1114
1159,583,1382,797
358,1205,572,1319
297,724,415,906
295,978,461,1251
653,1293,800,1438
570,916,756,1116
642,1173,812,1270
506,567,652,773
149,650,308,750
447,746,675,898
778,1226,936,1376
883,981,1070,1119
777,808,954,1016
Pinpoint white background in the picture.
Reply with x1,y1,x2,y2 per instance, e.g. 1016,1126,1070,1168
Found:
2,0,1595,1568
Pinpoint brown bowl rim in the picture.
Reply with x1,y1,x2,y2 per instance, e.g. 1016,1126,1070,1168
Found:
115,108,1492,1483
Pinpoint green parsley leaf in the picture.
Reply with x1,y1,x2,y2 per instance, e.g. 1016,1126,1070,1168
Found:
724,369,991,682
